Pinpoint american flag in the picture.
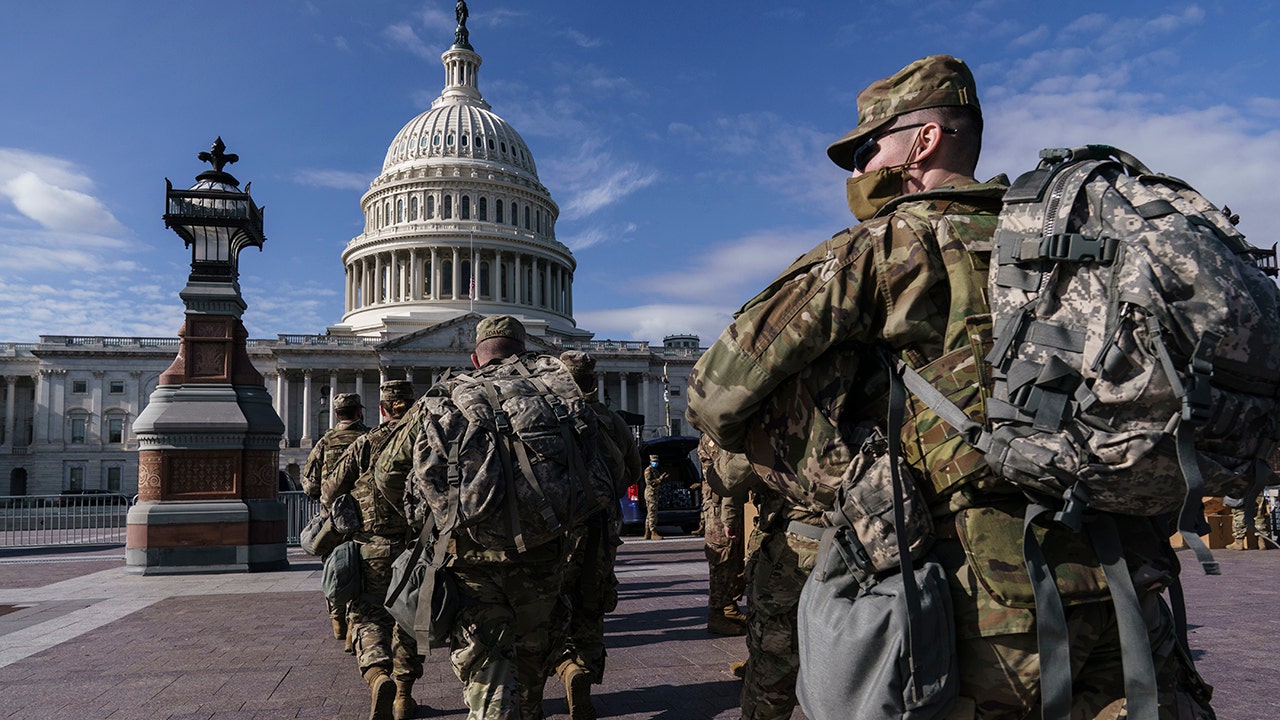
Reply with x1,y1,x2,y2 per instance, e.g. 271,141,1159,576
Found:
468,275,476,300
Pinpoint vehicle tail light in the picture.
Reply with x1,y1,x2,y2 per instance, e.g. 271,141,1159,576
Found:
627,483,640,502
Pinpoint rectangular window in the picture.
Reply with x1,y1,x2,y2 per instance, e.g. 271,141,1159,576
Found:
106,466,122,492
668,386,682,397
71,418,86,443
68,467,84,491
109,380,125,394
72,380,87,394
108,418,124,444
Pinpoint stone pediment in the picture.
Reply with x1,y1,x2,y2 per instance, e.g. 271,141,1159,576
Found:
376,312,559,354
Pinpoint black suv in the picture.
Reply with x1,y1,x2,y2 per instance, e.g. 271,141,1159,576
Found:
55,490,132,507
620,435,703,534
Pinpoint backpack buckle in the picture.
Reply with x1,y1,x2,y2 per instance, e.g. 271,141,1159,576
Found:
1042,233,1117,263
493,409,512,435
1052,482,1092,532
1182,367,1213,425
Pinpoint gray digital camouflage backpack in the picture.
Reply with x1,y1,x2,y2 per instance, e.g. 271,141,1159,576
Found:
404,352,613,553
984,146,1280,554
896,145,1280,720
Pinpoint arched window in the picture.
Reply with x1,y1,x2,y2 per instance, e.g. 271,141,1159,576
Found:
461,196,471,220
500,262,508,300
444,195,453,219
461,134,469,147
510,202,518,226
495,199,504,224
396,198,404,223
433,134,441,147
479,261,491,298
385,201,391,226
479,197,487,221
536,209,541,234
409,196,419,221
442,260,453,295
524,206,531,230
427,195,435,219
525,267,534,304
423,260,432,296
447,133,455,147
462,260,472,298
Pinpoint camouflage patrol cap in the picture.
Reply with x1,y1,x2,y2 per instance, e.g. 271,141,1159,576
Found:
559,350,598,391
475,314,527,344
333,393,362,411
379,380,415,403
827,54,980,172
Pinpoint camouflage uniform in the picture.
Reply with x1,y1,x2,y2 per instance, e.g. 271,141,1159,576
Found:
552,351,641,700
320,382,422,691
374,316,578,720
642,463,669,535
556,397,639,683
696,436,746,616
688,55,1213,720
302,396,368,637
738,485,821,720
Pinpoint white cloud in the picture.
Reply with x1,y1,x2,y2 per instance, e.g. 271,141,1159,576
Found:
560,164,658,220
0,150,125,235
292,169,372,191
628,229,816,305
383,22,437,60
575,304,735,346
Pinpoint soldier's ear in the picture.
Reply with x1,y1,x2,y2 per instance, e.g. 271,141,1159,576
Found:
470,352,481,369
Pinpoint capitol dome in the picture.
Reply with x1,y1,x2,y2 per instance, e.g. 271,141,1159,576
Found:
335,17,586,341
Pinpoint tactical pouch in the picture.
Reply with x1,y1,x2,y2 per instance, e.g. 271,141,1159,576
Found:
900,315,999,503
955,505,1109,608
330,493,362,535
822,430,934,575
300,508,342,558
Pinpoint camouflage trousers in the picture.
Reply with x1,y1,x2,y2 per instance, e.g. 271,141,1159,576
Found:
553,511,621,682
703,484,744,609
644,479,662,533
450,539,568,720
935,539,1215,719
350,537,422,680
1231,502,1271,540
741,526,819,720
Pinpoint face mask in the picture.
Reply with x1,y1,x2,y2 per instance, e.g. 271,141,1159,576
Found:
845,164,911,222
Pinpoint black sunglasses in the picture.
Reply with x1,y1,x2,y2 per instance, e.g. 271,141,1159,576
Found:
852,123,957,173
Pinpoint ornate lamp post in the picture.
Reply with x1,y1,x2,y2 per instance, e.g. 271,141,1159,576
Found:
127,138,287,574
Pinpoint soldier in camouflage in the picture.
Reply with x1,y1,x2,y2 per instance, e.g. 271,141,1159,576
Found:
695,435,747,637
687,54,1214,719
555,350,642,720
642,456,668,540
373,315,571,720
321,380,420,720
303,392,369,648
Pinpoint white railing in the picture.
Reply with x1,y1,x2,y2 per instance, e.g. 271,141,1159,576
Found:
0,495,130,548
0,493,322,548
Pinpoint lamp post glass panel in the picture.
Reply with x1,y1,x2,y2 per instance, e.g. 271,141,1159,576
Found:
164,136,265,282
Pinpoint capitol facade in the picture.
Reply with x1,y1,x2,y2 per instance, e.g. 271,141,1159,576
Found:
0,20,702,500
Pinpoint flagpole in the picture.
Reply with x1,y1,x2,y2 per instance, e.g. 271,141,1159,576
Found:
469,231,475,312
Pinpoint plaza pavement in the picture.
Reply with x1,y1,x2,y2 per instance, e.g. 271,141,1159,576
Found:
0,535,1275,720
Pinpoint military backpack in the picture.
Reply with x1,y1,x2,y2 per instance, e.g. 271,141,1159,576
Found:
403,352,613,553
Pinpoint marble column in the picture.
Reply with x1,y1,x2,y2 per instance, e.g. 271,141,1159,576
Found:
328,371,338,429
2,376,14,448
619,372,629,412
301,370,314,445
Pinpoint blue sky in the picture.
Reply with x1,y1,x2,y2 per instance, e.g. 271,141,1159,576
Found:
1,1,1277,345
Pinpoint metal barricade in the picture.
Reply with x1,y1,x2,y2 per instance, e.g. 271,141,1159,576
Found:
2,493,321,548
0,495,130,548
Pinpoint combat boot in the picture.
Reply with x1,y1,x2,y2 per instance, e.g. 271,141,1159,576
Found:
729,660,746,678
707,606,746,636
721,602,747,623
643,528,664,540
392,678,416,720
557,660,595,720
332,615,347,640
363,666,396,720
1226,540,1250,551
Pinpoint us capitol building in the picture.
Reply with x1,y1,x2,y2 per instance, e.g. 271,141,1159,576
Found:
0,16,703,500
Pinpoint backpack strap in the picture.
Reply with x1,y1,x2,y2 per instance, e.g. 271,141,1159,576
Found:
480,374,561,553
885,354,929,708
1086,514,1159,720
